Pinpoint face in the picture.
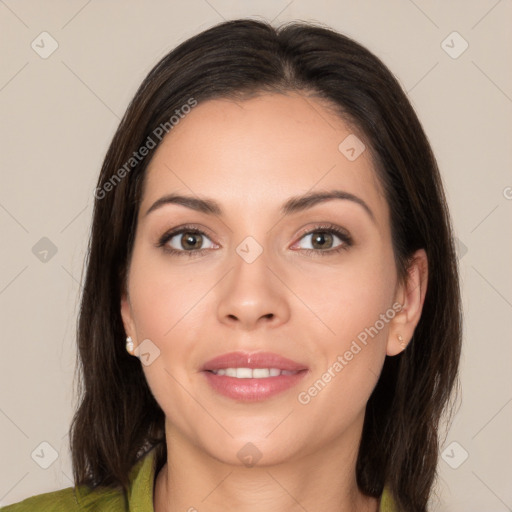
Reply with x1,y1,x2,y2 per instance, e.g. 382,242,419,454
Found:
121,92,420,467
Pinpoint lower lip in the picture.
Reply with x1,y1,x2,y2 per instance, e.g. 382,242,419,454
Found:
202,370,308,401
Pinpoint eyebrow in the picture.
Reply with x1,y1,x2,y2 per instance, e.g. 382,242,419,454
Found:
144,190,375,223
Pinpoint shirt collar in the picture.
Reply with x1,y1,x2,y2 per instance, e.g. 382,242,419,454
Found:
126,446,158,511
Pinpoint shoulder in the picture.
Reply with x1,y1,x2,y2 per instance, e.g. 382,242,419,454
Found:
0,485,126,511
0,446,160,512
0,484,125,511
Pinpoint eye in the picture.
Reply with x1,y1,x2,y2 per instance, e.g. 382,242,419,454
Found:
293,224,352,256
157,223,352,258
157,225,216,257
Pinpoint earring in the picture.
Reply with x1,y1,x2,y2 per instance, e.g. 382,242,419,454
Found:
126,336,134,355
397,334,406,348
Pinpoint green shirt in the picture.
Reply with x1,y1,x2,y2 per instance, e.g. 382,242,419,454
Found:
1,448,397,511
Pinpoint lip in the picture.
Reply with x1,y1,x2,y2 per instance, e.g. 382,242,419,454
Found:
201,351,309,402
201,351,308,372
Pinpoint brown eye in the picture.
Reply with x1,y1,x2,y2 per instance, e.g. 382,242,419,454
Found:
298,230,344,251
166,231,214,252
157,226,217,257
179,232,204,250
292,224,353,257
309,231,335,250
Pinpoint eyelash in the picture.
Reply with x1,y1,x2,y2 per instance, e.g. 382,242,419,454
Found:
156,223,353,258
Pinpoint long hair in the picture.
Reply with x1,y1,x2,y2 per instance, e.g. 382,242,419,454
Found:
70,18,462,512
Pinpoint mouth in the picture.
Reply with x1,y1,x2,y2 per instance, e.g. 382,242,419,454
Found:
201,351,309,401
207,368,301,378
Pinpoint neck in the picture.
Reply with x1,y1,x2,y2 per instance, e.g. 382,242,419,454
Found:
153,414,379,512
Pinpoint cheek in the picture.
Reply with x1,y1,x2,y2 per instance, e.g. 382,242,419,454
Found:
126,245,219,403
292,244,396,345
294,277,394,441
293,244,396,407
126,248,210,419
127,244,209,340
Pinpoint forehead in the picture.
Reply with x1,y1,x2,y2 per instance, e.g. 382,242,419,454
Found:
141,92,388,223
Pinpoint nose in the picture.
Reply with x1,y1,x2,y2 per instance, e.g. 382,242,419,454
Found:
216,248,291,331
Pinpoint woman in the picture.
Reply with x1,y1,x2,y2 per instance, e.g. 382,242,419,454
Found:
2,18,462,512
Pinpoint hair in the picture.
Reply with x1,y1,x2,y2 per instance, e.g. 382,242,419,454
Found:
70,18,462,512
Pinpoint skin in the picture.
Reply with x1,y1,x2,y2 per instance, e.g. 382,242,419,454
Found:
121,91,428,512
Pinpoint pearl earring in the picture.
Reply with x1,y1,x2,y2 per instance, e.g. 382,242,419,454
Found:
397,334,406,347
126,336,134,354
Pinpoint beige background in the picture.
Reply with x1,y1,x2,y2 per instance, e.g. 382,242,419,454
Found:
1,1,511,510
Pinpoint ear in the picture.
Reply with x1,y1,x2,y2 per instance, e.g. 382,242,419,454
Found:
386,248,428,356
120,290,137,344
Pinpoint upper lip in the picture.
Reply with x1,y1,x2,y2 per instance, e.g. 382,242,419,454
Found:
201,351,308,372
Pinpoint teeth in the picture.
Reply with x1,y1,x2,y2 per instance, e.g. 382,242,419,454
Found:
253,368,270,378
210,368,298,378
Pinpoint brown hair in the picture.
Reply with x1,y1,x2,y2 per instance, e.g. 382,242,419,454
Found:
70,18,462,511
